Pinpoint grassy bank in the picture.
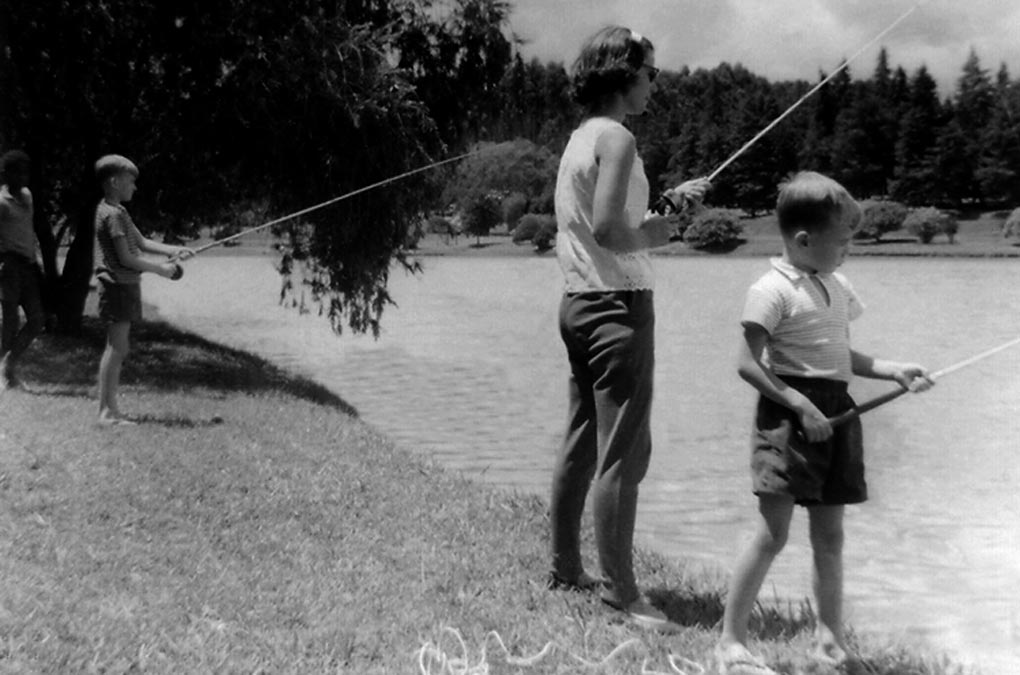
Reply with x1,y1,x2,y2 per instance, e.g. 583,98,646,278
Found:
0,312,975,673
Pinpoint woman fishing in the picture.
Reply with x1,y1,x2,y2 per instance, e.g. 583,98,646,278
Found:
546,25,710,632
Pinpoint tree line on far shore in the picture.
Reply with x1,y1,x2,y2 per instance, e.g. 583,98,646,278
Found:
2,1,1018,334
440,46,1020,252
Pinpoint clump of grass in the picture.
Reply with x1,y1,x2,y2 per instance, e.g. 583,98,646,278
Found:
0,316,978,674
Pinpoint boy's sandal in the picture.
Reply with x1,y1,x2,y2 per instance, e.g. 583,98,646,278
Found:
547,571,604,592
714,643,779,675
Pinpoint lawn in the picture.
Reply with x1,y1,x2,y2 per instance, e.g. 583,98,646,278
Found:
0,310,976,673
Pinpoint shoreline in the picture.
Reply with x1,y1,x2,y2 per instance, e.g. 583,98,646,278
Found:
410,239,1020,259
0,293,983,673
182,209,1020,261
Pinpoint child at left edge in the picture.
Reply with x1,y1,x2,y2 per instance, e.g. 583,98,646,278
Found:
715,171,933,674
0,150,45,390
93,154,193,425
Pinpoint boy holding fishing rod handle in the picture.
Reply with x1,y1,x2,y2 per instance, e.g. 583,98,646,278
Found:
715,172,932,674
93,154,193,425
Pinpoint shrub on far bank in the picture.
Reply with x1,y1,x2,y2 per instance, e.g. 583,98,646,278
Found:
1003,207,1020,244
511,214,541,244
426,215,461,244
502,193,528,231
905,207,958,244
682,209,744,252
939,213,959,243
461,193,502,243
529,215,558,252
512,213,557,250
426,215,455,234
857,200,907,242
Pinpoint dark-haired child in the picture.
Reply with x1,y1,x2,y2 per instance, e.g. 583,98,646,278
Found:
0,150,44,390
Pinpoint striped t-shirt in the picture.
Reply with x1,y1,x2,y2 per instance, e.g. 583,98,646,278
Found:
741,257,864,383
95,200,144,284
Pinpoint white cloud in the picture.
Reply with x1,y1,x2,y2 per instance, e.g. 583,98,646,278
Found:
507,0,1020,92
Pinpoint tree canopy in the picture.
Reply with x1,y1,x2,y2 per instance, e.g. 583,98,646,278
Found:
0,0,514,335
3,4,1018,332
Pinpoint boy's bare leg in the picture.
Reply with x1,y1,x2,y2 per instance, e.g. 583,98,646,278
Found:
98,321,132,423
808,504,848,664
719,495,795,651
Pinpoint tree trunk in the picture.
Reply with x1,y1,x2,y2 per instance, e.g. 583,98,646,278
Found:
31,180,61,330
55,174,98,334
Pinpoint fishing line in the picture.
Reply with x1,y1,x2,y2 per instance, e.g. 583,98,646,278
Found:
184,150,479,257
185,3,930,250
416,626,705,675
705,0,930,182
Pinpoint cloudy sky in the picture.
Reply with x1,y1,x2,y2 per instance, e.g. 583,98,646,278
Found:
506,0,1020,93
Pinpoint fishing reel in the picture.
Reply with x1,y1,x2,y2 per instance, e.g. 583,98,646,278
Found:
651,191,691,216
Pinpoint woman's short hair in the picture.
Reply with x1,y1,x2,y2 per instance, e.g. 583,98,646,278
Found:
571,26,653,112
776,171,862,234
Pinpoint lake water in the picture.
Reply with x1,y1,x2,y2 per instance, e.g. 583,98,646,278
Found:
145,253,1020,674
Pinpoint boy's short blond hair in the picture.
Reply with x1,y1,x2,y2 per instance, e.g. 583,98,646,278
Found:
776,171,861,235
95,154,139,185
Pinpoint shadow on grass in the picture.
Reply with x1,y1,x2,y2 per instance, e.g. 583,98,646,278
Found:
648,585,815,641
128,412,229,428
21,315,358,417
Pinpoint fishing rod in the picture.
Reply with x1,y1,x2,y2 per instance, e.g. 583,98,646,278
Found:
655,0,929,212
708,0,929,183
180,150,478,259
827,336,1020,427
182,1,932,249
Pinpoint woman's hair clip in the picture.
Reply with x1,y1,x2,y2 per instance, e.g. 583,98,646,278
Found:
630,30,644,43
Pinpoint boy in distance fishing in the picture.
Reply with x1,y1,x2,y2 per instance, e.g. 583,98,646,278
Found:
93,154,193,425
715,172,933,674
0,150,45,390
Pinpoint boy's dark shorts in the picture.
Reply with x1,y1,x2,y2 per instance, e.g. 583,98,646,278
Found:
97,276,142,324
0,252,43,307
751,376,867,506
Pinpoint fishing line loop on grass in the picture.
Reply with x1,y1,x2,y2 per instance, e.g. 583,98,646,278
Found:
417,626,705,674
418,626,554,674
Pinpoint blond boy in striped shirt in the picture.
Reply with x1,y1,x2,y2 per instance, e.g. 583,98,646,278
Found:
715,172,933,675
93,155,193,425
